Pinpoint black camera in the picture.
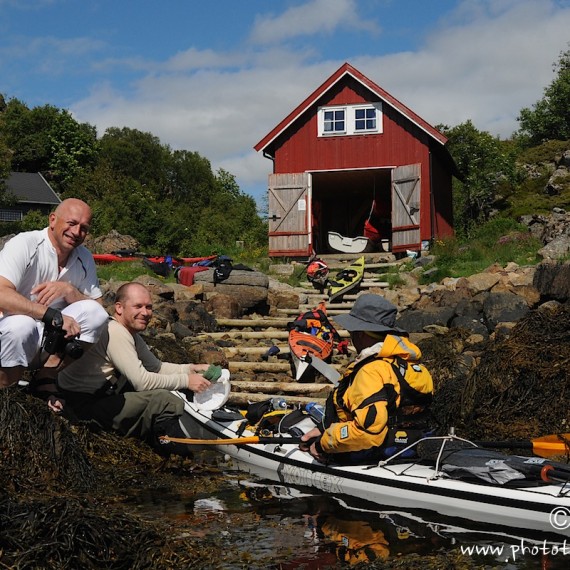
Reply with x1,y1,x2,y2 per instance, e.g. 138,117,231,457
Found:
43,326,84,359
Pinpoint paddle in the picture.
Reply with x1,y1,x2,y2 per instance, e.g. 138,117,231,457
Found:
473,433,570,458
160,435,307,446
305,353,340,386
161,432,570,458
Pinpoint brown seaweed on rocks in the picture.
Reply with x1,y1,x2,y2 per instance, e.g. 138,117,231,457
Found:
459,302,570,440
419,303,570,442
0,388,234,569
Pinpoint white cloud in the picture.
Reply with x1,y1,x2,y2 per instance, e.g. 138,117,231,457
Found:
249,0,380,44
355,0,570,138
70,0,570,204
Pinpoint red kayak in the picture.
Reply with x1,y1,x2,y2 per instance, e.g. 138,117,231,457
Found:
287,301,339,380
93,253,217,266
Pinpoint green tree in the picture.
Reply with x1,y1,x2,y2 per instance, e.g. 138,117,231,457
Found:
0,98,98,190
168,149,217,208
0,99,56,173
191,169,267,252
517,46,570,146
49,110,99,187
441,121,519,237
1,98,267,256
99,127,170,193
21,209,48,231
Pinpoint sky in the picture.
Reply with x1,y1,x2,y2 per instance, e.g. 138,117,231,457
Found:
1,0,570,206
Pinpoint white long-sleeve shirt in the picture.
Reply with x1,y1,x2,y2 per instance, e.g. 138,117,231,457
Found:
58,318,191,393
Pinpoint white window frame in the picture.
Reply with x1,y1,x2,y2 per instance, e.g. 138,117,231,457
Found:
318,102,382,137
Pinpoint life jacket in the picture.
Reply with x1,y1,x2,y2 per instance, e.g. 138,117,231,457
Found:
287,307,341,344
323,350,433,458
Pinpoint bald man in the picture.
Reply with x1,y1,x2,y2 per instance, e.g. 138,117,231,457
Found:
0,199,108,409
58,282,214,456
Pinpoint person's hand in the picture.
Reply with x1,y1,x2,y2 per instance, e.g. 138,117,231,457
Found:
187,373,211,393
299,427,329,463
299,427,321,450
47,394,65,414
32,281,76,306
61,314,81,338
191,364,210,374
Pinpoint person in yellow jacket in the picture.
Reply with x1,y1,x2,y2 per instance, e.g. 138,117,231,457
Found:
300,294,433,465
319,517,390,565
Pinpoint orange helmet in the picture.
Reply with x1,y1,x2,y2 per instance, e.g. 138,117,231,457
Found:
307,259,329,282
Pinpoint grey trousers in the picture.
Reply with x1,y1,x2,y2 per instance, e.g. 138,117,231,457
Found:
61,388,206,442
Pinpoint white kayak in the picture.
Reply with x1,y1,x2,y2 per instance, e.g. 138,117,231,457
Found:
174,393,570,538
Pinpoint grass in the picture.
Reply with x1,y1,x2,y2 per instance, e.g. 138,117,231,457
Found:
92,218,546,289
96,261,173,283
420,217,543,284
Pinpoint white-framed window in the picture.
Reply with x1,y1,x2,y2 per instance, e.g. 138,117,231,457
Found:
0,209,23,222
318,102,382,137
323,108,346,134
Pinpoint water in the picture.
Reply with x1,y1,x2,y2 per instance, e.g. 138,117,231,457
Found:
129,458,570,569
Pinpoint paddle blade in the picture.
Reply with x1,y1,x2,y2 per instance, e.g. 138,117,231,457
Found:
531,434,570,458
474,435,570,459
306,354,340,386
294,360,310,381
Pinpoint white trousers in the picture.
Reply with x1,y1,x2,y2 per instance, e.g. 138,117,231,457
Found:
0,300,108,368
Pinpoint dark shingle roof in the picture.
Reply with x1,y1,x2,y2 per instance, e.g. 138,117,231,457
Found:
5,172,61,205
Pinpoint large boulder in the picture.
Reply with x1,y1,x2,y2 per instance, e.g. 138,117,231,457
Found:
195,269,269,312
396,306,456,333
533,260,570,301
482,291,530,330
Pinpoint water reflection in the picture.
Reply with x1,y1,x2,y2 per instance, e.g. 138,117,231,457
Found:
240,481,452,567
127,472,569,569
237,480,570,569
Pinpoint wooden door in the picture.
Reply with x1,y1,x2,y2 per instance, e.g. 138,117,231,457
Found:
391,164,421,250
268,173,312,256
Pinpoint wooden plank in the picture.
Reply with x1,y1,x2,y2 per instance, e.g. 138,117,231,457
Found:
231,381,332,395
193,330,350,340
279,306,354,315
229,361,343,372
193,331,291,340
228,362,292,373
217,318,292,328
222,346,290,356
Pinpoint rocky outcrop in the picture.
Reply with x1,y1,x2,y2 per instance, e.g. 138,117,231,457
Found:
519,209,570,260
532,259,570,301
84,229,139,254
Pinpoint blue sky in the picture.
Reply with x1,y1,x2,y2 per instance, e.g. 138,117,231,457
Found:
1,0,570,205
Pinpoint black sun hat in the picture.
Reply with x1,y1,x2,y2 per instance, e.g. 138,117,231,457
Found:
332,294,407,334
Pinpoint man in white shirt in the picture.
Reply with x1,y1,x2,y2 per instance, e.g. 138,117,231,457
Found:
58,282,215,456
0,198,109,411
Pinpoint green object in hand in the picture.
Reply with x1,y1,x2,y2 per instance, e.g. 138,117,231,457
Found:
202,364,222,383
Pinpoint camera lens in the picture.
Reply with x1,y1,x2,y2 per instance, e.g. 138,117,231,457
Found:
65,339,84,359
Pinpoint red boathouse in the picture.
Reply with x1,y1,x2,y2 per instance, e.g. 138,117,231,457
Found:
254,63,459,257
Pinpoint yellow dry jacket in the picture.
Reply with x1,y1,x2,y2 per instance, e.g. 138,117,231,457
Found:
319,335,433,455
320,518,390,565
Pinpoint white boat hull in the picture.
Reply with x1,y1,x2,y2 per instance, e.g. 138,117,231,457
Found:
328,231,375,253
175,393,570,537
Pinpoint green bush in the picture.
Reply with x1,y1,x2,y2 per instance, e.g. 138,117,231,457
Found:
517,139,570,164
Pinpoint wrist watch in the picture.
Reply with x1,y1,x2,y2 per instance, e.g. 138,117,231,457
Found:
42,307,64,328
